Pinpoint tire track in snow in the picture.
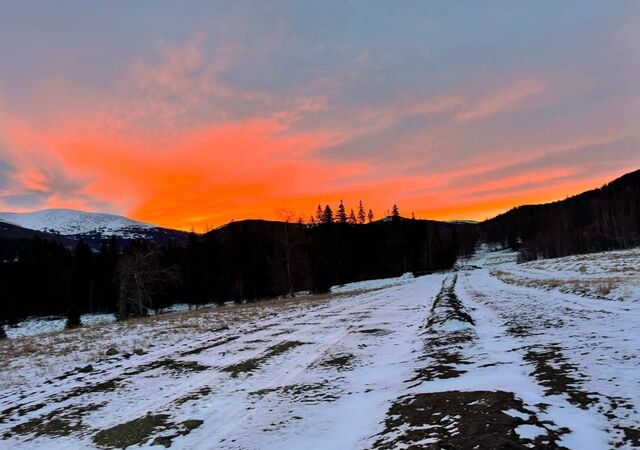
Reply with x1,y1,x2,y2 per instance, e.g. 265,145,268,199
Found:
456,269,639,449
372,271,616,449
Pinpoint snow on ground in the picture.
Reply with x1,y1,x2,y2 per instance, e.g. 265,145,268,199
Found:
5,304,220,339
5,272,418,340
5,314,115,339
486,246,640,302
1,249,638,449
330,272,414,294
455,242,519,269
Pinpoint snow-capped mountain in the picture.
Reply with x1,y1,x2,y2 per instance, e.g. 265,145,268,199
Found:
0,209,155,238
0,209,189,248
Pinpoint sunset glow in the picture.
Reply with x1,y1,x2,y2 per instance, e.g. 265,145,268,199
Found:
1,2,639,231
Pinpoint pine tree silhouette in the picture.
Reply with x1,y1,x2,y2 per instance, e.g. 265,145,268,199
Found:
348,208,357,224
336,200,347,223
357,200,366,224
322,205,334,224
392,204,400,220
316,204,323,223
368,209,374,223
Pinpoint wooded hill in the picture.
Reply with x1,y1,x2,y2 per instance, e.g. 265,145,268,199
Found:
0,217,475,331
482,169,640,260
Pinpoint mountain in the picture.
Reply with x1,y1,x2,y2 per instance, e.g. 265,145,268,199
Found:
0,209,157,237
0,209,189,248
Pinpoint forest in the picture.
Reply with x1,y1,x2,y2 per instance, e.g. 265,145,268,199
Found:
483,168,640,260
0,207,476,335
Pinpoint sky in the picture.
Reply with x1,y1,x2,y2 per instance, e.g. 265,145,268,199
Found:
0,1,639,231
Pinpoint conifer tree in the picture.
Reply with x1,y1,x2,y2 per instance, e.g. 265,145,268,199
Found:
336,200,347,223
348,208,357,224
316,204,323,223
392,204,400,220
357,200,366,224
322,205,334,224
368,209,374,223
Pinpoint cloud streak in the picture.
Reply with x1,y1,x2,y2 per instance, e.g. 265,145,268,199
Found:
455,78,546,123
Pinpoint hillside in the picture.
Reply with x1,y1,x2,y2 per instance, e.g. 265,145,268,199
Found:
0,221,77,261
482,169,640,259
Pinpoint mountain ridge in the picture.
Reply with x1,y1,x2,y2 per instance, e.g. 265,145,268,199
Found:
0,208,189,250
0,208,155,237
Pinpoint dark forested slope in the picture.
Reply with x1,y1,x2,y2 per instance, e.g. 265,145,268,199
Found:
482,169,640,259
0,217,475,324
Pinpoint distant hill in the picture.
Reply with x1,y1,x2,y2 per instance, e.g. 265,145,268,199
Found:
0,220,78,261
482,168,640,259
206,217,476,299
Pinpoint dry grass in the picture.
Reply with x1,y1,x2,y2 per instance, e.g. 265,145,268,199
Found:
0,286,383,388
492,269,633,300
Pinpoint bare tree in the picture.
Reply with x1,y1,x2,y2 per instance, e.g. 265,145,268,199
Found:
115,249,178,320
277,208,297,297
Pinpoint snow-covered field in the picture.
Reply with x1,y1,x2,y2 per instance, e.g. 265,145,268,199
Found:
1,248,638,449
4,304,219,339
492,247,640,302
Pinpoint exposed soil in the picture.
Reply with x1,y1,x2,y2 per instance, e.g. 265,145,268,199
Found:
179,335,239,357
92,414,203,449
6,403,104,439
249,379,342,405
316,353,355,371
426,275,475,328
372,390,569,450
524,345,597,409
222,340,307,377
353,328,391,336
411,276,475,385
124,358,209,377
173,386,213,406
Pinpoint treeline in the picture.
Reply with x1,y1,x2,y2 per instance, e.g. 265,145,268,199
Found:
0,215,476,336
307,200,383,225
482,169,640,260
